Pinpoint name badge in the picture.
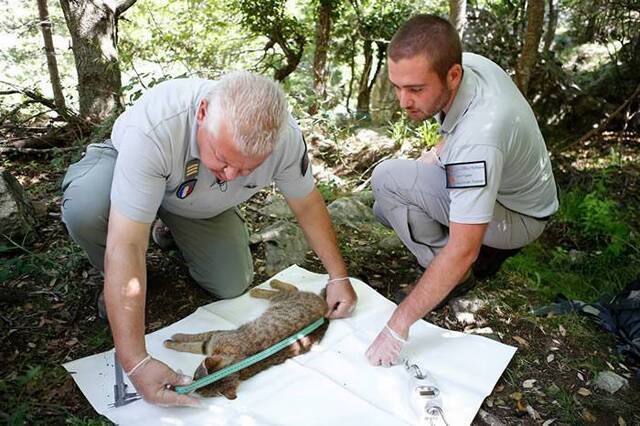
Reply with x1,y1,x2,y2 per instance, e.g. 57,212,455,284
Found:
445,161,487,188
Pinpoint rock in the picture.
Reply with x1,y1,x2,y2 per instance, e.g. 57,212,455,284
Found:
593,371,629,394
259,196,294,219
379,234,404,250
351,189,374,207
450,297,487,315
327,197,374,228
251,221,309,276
0,169,36,243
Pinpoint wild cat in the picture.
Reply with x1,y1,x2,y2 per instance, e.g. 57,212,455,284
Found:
163,279,329,399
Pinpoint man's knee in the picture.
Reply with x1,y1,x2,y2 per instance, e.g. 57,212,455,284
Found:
371,159,406,194
61,195,109,242
192,266,253,300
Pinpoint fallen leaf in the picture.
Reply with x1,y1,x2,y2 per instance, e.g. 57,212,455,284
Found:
543,419,557,426
513,336,529,347
577,387,591,396
51,303,65,310
523,379,537,388
547,354,555,363
27,342,36,348
510,391,523,401
582,409,597,423
558,324,566,336
577,372,585,381
618,416,626,426
66,338,79,347
526,404,541,420
485,397,494,407
516,399,527,412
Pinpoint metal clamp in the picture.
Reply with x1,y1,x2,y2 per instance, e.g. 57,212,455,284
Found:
111,353,141,407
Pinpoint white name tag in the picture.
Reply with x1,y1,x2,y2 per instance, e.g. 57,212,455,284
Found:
445,161,487,188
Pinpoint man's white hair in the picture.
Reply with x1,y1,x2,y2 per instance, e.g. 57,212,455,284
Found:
204,71,288,157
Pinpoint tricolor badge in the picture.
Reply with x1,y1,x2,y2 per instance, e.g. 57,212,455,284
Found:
176,159,200,199
176,179,197,199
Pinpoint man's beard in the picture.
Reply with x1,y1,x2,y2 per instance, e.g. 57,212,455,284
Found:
407,87,452,121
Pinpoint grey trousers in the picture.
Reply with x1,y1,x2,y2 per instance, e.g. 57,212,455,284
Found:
371,159,547,268
60,141,253,299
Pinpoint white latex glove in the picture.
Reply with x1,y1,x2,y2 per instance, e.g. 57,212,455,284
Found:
365,324,407,367
128,356,201,407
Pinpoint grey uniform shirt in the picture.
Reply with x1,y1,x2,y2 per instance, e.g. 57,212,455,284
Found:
436,53,558,224
110,78,313,223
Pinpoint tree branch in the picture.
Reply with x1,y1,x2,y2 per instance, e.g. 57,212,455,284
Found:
115,0,137,17
562,82,640,151
0,81,78,122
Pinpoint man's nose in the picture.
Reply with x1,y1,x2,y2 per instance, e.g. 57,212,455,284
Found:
224,166,239,181
398,90,412,108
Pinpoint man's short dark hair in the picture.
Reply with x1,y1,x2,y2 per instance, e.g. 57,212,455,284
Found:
388,14,462,81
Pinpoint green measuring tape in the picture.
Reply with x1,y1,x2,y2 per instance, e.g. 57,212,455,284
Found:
174,317,325,395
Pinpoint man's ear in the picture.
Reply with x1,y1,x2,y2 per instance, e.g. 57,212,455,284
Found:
197,100,208,125
447,64,463,90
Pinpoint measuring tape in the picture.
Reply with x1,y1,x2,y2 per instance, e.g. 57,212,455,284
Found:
174,317,326,395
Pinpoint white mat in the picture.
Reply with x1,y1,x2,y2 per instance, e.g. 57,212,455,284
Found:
64,265,516,425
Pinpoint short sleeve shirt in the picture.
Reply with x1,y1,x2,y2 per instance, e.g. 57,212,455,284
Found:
436,53,558,224
109,78,313,223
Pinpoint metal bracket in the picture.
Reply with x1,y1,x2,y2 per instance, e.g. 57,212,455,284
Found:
112,352,141,407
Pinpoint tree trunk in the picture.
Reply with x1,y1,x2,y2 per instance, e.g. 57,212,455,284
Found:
516,0,545,96
36,0,65,111
271,30,305,82
448,0,467,39
59,0,136,122
310,0,334,115
356,39,373,116
543,0,558,53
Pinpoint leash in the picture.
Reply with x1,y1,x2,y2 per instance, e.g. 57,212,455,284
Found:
174,317,326,395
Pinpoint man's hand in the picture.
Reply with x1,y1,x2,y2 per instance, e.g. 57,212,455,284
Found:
128,357,201,407
418,146,439,165
365,324,407,367
325,278,358,318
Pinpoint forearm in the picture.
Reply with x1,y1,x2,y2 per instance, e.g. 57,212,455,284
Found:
291,189,348,278
104,242,148,370
388,245,476,336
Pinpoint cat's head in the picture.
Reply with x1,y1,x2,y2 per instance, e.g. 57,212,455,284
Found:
194,355,240,400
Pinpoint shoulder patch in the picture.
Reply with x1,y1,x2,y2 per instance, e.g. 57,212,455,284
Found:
445,161,487,189
300,136,309,176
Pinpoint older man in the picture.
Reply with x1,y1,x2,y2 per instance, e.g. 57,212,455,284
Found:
61,71,357,406
365,15,558,367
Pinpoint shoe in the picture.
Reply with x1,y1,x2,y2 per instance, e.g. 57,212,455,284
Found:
473,245,522,280
96,289,108,323
152,219,176,250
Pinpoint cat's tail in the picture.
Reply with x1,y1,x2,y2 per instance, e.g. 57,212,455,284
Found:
249,279,298,299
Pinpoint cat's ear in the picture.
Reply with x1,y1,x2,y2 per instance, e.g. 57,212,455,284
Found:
221,386,237,400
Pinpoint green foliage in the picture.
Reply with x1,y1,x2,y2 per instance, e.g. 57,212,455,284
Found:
557,183,632,257
386,116,439,148
501,178,638,302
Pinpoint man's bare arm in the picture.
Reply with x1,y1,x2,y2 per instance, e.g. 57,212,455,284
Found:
388,222,487,337
104,208,199,407
286,187,357,318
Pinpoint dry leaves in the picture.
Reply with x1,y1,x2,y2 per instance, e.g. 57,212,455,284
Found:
513,336,529,347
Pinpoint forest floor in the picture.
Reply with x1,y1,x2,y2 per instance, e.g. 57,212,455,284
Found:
0,122,639,425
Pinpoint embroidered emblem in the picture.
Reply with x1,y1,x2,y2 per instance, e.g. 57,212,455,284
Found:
176,159,200,199
176,179,197,199
300,136,309,176
445,161,487,189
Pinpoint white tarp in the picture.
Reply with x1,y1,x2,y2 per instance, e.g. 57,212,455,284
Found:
64,265,516,425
